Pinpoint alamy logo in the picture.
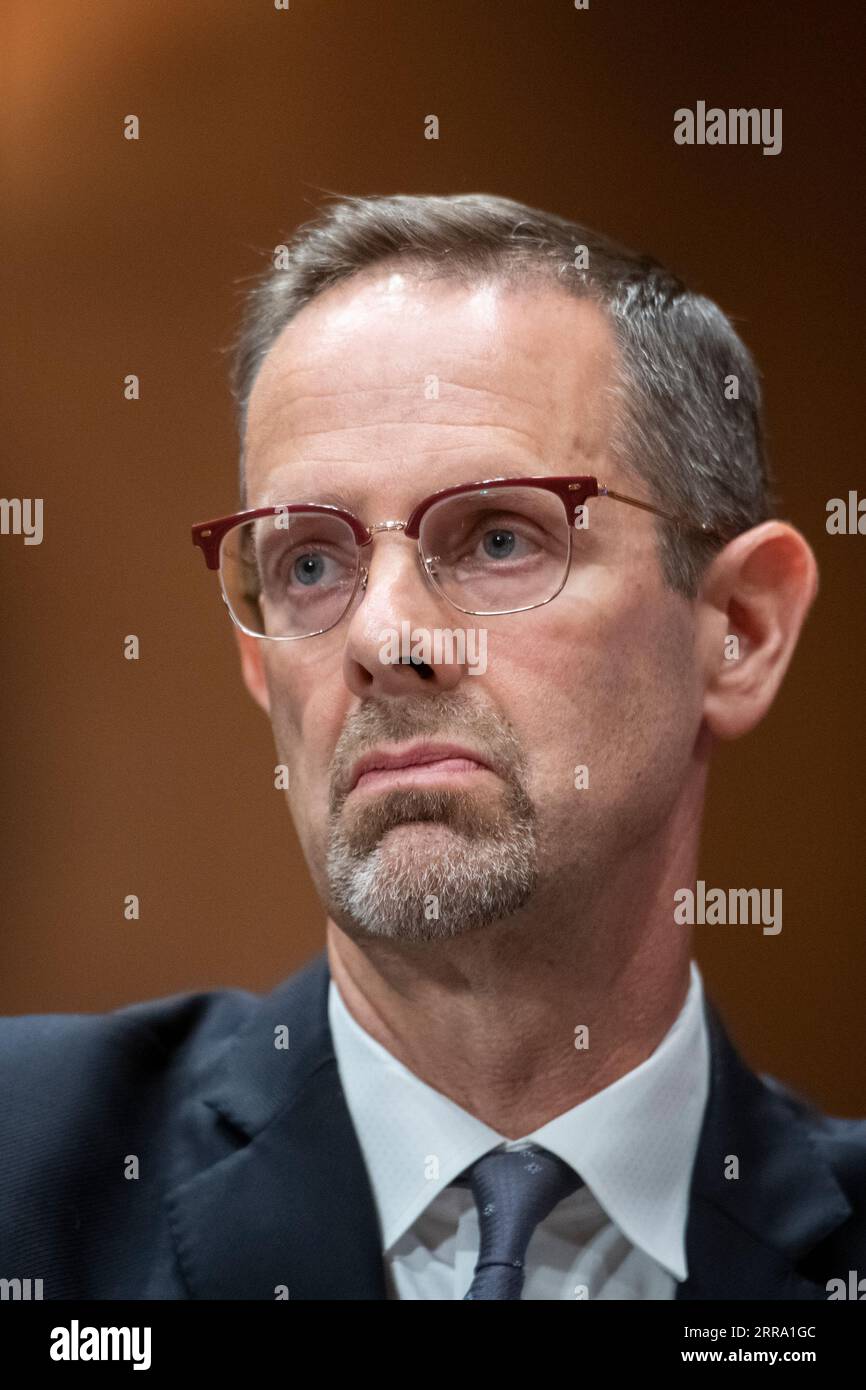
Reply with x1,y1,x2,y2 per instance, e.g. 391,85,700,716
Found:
50,1320,152,1370
674,102,782,156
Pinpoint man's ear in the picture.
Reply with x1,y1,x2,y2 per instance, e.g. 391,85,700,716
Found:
698,520,819,741
233,626,271,715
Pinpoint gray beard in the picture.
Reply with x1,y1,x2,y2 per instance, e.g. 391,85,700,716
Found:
326,780,538,942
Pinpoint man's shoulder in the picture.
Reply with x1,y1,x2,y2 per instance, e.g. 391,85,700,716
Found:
0,951,328,1116
0,957,330,1295
0,982,255,1072
757,1069,866,1202
0,984,259,1139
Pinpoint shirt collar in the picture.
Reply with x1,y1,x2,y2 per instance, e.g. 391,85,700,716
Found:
328,959,709,1281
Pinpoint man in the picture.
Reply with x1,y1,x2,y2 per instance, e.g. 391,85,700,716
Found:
2,193,864,1300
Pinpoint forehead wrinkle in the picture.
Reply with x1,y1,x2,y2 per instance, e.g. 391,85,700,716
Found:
250,407,556,473
253,377,550,429
246,307,617,496
246,413,557,498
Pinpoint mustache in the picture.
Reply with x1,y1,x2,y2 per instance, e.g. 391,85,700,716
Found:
327,691,528,815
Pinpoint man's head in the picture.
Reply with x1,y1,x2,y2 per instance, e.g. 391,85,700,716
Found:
231,193,773,597
222,193,817,945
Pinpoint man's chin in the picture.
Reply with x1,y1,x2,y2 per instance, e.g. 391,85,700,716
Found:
325,814,539,943
375,817,473,847
336,784,509,856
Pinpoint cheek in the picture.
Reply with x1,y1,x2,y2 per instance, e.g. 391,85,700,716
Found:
262,648,345,827
489,586,698,817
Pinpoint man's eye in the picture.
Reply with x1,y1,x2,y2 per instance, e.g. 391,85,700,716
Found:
268,544,354,593
292,551,327,586
456,517,547,565
479,527,525,559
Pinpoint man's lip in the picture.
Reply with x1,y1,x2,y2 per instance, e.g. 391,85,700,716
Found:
347,742,494,793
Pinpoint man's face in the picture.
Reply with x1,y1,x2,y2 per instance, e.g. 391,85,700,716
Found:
240,270,705,942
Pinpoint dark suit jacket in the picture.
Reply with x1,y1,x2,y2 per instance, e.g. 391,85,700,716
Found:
1,950,864,1299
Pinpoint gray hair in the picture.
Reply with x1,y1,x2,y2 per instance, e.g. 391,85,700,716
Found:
227,192,774,596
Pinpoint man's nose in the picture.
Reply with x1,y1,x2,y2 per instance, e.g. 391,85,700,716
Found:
341,535,474,698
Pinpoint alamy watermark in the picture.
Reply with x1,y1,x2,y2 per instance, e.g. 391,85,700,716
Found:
378,622,487,675
674,880,782,935
826,1271,866,1299
49,1321,151,1370
826,491,865,534
0,497,43,545
0,1276,43,1299
674,103,782,156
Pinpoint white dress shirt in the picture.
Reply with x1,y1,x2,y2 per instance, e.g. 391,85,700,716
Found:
328,959,709,1300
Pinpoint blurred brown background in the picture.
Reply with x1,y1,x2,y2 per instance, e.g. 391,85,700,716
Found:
1,0,863,1112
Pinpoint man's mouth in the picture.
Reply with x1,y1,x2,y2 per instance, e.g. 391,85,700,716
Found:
347,741,495,795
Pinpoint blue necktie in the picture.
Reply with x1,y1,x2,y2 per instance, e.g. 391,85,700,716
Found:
458,1145,584,1299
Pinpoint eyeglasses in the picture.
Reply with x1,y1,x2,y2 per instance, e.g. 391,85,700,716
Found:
191,475,727,641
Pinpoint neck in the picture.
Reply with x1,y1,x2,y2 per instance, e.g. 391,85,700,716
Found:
325,803,700,1138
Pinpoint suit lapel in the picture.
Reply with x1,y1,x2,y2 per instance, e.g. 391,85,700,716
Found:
165,951,387,1299
677,997,851,1300
166,952,851,1301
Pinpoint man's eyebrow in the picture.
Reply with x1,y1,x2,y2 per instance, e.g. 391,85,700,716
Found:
259,487,362,511
257,459,553,512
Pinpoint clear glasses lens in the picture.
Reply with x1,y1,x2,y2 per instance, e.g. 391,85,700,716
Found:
419,486,571,613
219,512,359,638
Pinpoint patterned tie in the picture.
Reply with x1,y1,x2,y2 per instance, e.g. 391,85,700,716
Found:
459,1145,584,1299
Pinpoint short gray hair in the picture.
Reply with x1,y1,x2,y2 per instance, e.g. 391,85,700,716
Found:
227,192,774,596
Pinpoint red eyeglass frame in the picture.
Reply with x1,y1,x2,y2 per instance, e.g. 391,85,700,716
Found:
191,474,727,570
